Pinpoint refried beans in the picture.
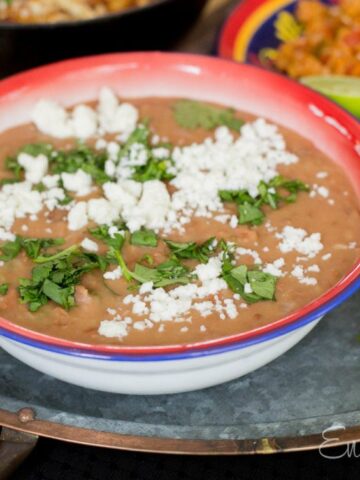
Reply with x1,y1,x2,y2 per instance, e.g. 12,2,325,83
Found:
0,91,358,346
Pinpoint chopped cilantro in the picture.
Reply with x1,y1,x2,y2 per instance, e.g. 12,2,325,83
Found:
219,175,309,226
130,229,158,248
119,124,175,183
0,283,9,295
238,203,264,225
0,236,22,262
89,224,126,251
220,242,277,303
130,259,193,288
50,144,110,185
173,100,244,131
19,250,105,312
165,237,216,263
0,236,65,262
22,238,65,260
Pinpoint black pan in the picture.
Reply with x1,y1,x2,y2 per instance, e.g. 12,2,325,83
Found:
0,0,208,77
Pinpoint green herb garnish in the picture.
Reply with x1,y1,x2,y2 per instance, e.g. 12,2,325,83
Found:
130,229,158,248
219,175,309,226
165,237,216,263
19,250,104,312
0,236,22,262
119,124,175,183
174,100,244,131
0,236,65,262
220,244,277,303
22,238,65,260
130,259,193,288
89,224,126,251
0,283,9,295
50,144,110,185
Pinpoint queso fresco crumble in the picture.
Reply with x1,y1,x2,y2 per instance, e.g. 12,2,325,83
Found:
0,88,358,346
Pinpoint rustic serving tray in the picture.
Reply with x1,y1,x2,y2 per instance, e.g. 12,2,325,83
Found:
1,292,360,454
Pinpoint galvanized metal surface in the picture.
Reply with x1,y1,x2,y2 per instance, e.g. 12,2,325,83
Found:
0,292,359,453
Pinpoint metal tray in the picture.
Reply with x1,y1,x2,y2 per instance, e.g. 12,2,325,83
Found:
1,292,360,454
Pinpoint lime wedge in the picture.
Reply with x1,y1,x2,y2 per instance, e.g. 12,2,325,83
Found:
301,75,360,118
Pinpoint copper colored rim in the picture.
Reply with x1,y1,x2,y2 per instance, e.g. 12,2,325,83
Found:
1,407,359,455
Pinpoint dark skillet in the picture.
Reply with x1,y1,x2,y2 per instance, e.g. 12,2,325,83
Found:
0,0,207,77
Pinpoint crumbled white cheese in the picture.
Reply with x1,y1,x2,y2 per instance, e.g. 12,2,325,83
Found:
71,104,97,138
276,226,323,258
0,182,44,232
32,100,74,138
121,255,236,327
125,180,171,232
195,257,222,282
316,171,328,179
263,257,285,277
291,265,318,286
0,228,15,241
98,316,131,338
61,170,92,197
244,282,253,294
103,267,122,280
307,264,320,273
18,153,48,184
167,120,297,230
32,87,138,140
236,247,262,265
87,198,119,226
321,253,332,261
42,174,60,189
310,184,331,200
68,201,88,231
98,87,138,137
81,237,98,252
230,215,238,229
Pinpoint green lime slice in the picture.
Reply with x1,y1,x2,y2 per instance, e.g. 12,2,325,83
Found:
301,75,360,118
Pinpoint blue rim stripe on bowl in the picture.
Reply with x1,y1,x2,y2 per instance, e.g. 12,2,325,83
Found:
1,275,359,362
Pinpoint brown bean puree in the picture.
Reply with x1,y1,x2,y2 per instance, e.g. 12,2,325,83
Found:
0,97,358,346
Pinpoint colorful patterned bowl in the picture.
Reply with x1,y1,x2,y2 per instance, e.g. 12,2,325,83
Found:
218,0,335,69
0,52,359,394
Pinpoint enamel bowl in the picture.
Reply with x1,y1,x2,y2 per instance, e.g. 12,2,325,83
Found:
0,53,359,395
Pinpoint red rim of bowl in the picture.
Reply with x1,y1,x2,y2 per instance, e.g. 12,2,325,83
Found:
0,52,358,356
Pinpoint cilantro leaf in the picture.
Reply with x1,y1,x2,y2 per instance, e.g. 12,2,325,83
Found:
131,259,192,287
119,124,175,183
89,224,126,251
247,270,277,300
165,237,216,263
22,238,65,259
50,144,111,185
42,280,75,310
0,283,9,295
0,236,22,261
220,175,309,226
19,249,105,311
174,100,244,131
222,262,277,303
130,229,158,247
219,242,277,303
238,203,264,225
